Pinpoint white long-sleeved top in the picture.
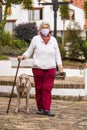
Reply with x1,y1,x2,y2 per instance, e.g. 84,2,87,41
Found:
23,35,62,69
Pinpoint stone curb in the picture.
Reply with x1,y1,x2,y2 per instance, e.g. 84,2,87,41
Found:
0,76,85,100
0,76,84,89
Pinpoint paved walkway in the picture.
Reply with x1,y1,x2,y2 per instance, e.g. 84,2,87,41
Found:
0,59,87,130
0,97,87,130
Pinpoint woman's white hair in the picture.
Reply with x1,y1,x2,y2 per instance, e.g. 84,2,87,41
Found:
39,21,51,32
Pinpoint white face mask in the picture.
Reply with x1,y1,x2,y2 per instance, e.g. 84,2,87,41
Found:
41,29,50,36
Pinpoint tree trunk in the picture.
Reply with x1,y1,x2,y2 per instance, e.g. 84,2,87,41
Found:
0,7,2,22
62,19,65,47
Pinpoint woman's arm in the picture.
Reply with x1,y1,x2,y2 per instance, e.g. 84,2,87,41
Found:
17,36,36,61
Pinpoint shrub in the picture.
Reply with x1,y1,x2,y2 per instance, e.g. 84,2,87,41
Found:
81,40,87,61
58,43,66,59
10,38,28,49
15,22,37,43
1,31,13,46
0,55,9,60
64,23,84,60
0,36,29,56
0,45,27,56
0,30,29,56
57,36,62,44
57,36,66,59
0,19,6,44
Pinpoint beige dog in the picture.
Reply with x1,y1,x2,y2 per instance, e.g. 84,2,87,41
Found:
15,73,31,113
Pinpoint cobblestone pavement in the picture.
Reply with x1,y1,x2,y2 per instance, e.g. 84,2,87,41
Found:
0,97,87,130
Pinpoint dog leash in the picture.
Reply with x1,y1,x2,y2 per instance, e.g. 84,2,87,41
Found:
28,72,65,78
6,60,20,113
6,60,65,113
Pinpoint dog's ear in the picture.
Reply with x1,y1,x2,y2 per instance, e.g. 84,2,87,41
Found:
26,76,31,91
16,76,21,87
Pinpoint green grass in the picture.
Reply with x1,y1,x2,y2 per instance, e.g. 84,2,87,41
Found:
63,59,85,68
0,55,9,60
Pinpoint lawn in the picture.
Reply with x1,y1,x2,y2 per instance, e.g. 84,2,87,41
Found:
63,59,85,69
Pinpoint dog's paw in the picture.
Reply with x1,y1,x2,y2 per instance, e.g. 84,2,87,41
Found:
26,109,30,113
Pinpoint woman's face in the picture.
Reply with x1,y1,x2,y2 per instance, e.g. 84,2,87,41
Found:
42,24,49,29
40,23,50,36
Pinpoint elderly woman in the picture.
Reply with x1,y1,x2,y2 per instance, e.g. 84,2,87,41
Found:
18,21,63,116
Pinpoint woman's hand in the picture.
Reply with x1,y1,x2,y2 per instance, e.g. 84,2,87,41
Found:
17,55,26,61
58,64,63,73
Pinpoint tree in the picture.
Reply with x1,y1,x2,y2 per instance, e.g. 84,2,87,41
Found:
0,0,26,20
59,0,69,47
0,2,2,22
0,0,33,28
84,0,87,38
84,0,87,18
22,0,33,23
0,0,23,29
0,0,24,43
65,22,84,60
83,1,87,62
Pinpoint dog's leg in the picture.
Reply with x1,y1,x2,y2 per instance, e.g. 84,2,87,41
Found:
26,93,29,113
15,94,20,113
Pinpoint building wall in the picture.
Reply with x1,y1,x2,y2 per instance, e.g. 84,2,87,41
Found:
3,0,86,37
4,20,16,34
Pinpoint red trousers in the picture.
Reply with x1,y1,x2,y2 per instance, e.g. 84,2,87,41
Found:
32,68,56,110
